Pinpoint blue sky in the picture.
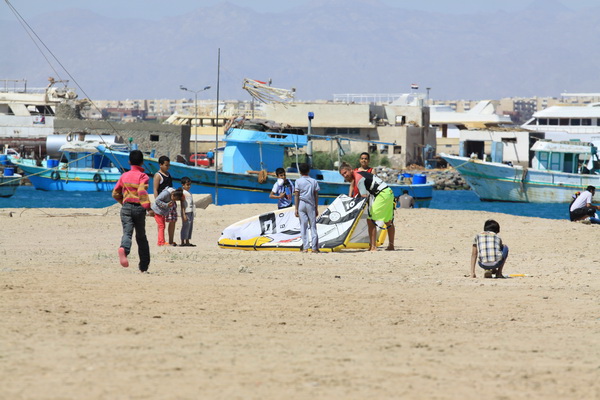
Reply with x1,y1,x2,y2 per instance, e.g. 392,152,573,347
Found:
8,0,600,20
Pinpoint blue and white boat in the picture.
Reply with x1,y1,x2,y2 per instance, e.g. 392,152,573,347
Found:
98,120,434,206
13,139,122,192
441,139,600,203
0,165,21,197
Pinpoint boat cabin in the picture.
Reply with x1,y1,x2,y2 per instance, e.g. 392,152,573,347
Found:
530,140,598,174
222,120,307,174
522,103,600,134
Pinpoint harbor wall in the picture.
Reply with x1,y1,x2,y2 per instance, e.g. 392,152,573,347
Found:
54,119,191,161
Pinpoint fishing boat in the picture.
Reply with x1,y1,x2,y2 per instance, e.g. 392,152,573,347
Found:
12,134,122,191
98,119,434,206
0,163,21,197
0,78,78,144
521,103,600,136
441,139,600,203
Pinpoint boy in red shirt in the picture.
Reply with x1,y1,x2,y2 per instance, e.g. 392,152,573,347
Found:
112,150,152,273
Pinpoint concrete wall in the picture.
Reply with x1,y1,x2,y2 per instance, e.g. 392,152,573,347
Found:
54,119,190,160
383,104,429,127
265,103,373,128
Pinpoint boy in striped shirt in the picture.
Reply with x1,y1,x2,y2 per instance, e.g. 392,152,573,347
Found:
112,150,152,273
470,219,509,279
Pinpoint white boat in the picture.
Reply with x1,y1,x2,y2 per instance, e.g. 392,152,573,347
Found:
0,78,78,140
441,139,600,203
522,103,600,139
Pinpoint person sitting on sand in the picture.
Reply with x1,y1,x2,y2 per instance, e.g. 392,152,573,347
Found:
569,186,600,224
398,190,414,209
470,219,508,279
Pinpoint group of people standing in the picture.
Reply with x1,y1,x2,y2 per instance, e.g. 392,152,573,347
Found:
151,156,196,247
271,152,414,253
270,164,321,253
112,151,196,273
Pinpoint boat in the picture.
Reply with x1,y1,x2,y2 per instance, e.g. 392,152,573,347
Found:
98,119,434,206
0,161,21,198
0,78,78,141
521,103,600,136
441,139,600,203
12,134,123,191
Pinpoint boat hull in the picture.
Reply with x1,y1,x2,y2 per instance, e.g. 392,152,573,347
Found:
441,153,599,203
0,175,20,197
16,164,119,192
101,148,433,207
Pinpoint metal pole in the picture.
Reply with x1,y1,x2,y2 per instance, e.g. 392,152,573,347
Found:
194,91,198,159
307,112,314,167
215,48,221,205
180,85,211,164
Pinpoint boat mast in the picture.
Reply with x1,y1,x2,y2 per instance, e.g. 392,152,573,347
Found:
214,48,221,205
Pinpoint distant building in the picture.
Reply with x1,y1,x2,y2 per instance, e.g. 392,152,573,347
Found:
264,93,436,169
101,108,147,122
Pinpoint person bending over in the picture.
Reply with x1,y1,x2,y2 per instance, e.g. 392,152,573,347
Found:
339,161,395,251
569,185,600,224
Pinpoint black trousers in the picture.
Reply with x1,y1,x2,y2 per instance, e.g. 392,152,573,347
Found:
120,202,150,271
570,206,595,221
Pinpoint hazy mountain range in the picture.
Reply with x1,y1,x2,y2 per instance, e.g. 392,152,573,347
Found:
2,0,599,101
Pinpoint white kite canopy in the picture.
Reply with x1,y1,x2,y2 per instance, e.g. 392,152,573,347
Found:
218,195,387,252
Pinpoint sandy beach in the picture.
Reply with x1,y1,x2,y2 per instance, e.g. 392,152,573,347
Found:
1,202,599,399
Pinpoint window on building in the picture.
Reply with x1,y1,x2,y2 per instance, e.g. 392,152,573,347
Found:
393,146,402,154
549,119,559,126
324,128,359,135
539,118,547,125
559,119,569,126
150,135,159,142
582,119,592,126
571,119,581,126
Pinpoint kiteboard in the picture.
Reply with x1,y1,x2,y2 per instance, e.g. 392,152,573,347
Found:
218,194,387,251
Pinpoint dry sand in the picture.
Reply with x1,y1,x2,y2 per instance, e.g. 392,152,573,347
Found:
1,203,599,399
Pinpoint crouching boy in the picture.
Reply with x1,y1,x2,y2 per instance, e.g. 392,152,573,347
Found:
470,219,508,278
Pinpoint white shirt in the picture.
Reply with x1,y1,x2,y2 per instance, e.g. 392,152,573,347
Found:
183,189,195,213
570,190,593,211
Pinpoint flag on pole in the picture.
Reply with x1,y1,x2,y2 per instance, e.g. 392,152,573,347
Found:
411,83,419,90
